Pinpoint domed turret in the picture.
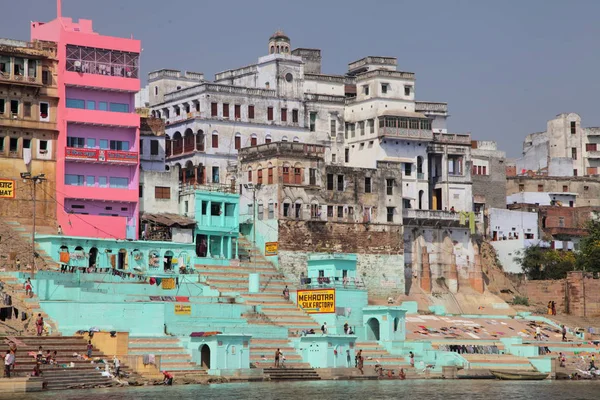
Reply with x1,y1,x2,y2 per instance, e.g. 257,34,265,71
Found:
268,30,291,55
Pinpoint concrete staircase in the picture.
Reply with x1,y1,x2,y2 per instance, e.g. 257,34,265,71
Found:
263,367,321,381
0,220,59,272
1,335,127,390
195,234,319,368
128,336,207,375
354,341,412,369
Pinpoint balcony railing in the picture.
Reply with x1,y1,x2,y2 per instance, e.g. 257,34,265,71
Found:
433,133,471,145
379,127,433,141
403,209,483,223
587,151,600,159
65,147,138,165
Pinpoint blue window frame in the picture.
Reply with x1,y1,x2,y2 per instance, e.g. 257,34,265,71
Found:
86,100,96,110
65,174,84,186
109,103,129,113
109,177,129,189
86,138,96,148
99,139,109,149
98,176,108,188
66,99,85,109
98,101,108,111
86,176,95,186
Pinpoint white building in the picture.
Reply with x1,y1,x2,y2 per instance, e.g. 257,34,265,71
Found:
507,191,578,208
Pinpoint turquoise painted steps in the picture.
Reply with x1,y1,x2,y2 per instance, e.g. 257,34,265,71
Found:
128,336,204,372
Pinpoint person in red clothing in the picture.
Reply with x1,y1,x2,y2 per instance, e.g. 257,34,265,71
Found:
35,314,44,336
163,371,173,385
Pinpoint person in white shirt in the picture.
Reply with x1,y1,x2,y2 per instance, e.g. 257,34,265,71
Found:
4,350,14,378
113,355,121,377
535,326,542,340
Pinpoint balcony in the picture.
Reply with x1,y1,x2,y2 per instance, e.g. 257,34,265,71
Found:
587,151,600,159
433,133,471,145
65,107,139,128
0,113,57,131
378,127,433,141
62,184,138,203
403,209,483,226
65,147,138,165
0,70,42,87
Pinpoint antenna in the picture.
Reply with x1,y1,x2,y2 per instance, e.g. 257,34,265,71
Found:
57,0,62,18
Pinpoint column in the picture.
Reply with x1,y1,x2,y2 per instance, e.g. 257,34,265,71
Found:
220,236,224,258
220,201,226,227
206,235,211,258
420,247,431,293
235,238,239,259
194,167,198,186
207,201,212,227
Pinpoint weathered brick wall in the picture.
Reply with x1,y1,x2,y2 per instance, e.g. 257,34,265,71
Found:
523,272,600,317
277,220,405,297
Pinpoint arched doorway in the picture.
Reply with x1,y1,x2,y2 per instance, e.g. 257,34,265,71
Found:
164,250,174,271
418,190,424,210
366,318,380,341
394,317,400,332
118,249,127,270
200,344,211,369
89,247,98,269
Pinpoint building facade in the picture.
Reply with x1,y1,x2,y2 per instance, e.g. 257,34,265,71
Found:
471,140,506,212
31,12,141,240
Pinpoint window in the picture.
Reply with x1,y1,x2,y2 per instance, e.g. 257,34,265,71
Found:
387,207,395,222
294,167,302,184
234,104,241,119
98,101,108,111
368,119,374,134
562,185,568,192
365,177,372,193
331,153,336,163
403,199,411,209
386,179,394,195
10,100,19,116
295,203,301,219
99,177,107,188
139,139,143,154
39,102,49,121
310,204,319,219
248,105,255,119
86,100,95,110
268,202,275,219
348,207,354,218
212,166,219,183
109,103,129,113
574,169,578,177
99,139,109,149
586,143,597,152
251,136,257,146
571,121,576,134
257,169,263,185
359,121,365,136
42,70,51,85
572,147,577,160
292,109,299,123
448,156,463,175
283,203,290,217
110,140,129,151
265,135,272,144
9,137,17,152
584,185,589,191
87,138,96,148
22,102,31,117
538,184,543,192
155,186,170,199
483,166,487,175
65,174,84,186
150,140,159,155
345,148,349,163
519,184,525,192
235,135,241,150
327,173,334,190
39,140,48,151
0,99,4,114
327,205,333,218
337,206,343,218
283,166,290,183
330,119,336,136
222,103,229,118
381,83,388,94
309,168,317,185
309,112,317,132
86,176,95,186
212,133,218,148
267,107,274,121
337,175,344,191
109,177,129,189
362,85,369,95
268,167,274,184
67,137,85,148
154,86,158,96
22,139,31,149
247,169,253,182
404,163,412,176
558,217,565,227
66,98,85,109
211,103,218,117
281,108,287,122
404,85,412,96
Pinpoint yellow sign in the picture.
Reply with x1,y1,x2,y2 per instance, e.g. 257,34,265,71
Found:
265,242,278,256
162,278,175,290
0,179,15,198
174,304,191,315
297,289,335,313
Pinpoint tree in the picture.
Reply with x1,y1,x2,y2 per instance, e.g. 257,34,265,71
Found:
576,218,600,273
514,245,576,280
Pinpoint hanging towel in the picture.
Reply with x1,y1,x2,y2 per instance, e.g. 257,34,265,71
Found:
155,278,162,286
23,148,32,165
469,212,475,234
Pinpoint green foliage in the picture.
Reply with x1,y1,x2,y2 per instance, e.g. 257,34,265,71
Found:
576,218,600,274
512,295,530,306
514,245,576,280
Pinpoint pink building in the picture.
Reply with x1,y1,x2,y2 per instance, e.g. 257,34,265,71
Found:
31,2,141,240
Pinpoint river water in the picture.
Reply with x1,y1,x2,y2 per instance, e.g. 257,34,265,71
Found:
6,380,600,400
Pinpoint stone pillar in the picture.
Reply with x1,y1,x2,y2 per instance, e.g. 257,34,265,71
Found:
220,236,224,258
235,238,239,259
206,235,211,258
420,247,431,293
470,254,485,294
448,253,458,294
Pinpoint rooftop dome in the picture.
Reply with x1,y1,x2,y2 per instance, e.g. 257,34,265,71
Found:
270,30,290,42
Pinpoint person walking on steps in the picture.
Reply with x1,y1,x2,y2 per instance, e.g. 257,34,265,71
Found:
113,355,121,377
274,348,281,368
409,351,415,368
4,350,14,378
562,325,567,342
35,314,44,336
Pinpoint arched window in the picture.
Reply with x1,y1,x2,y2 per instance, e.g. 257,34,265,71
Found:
282,136,288,142
293,136,300,142
257,164,263,185
282,199,292,218
257,200,264,220
417,156,424,175
267,162,274,184
270,46,274,54
211,131,218,148
250,133,257,147
294,199,303,219
196,129,205,151
234,132,241,150
265,134,272,144
165,134,171,156
293,162,303,184
282,163,291,184
172,131,183,155
183,128,194,153
268,200,275,218
247,166,253,183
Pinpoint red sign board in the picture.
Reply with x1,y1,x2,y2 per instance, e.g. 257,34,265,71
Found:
65,147,99,161
105,150,138,164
